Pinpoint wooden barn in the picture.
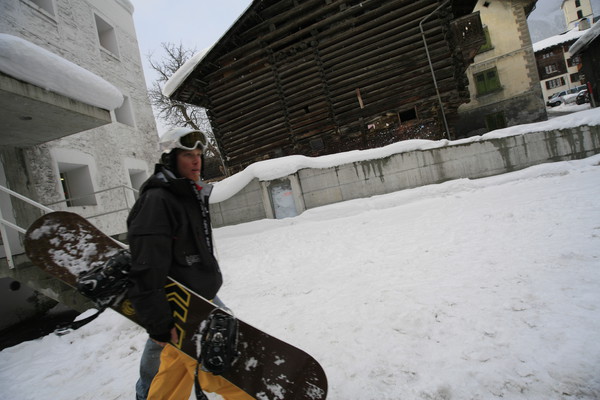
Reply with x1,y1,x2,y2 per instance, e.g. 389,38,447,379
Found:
168,0,485,173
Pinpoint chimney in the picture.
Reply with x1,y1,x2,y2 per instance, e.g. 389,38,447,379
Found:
578,18,591,30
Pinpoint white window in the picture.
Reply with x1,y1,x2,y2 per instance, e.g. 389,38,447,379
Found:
58,163,97,206
544,64,558,74
546,77,565,89
51,148,98,208
24,0,55,16
94,14,119,57
114,96,135,126
128,170,146,200
124,158,149,204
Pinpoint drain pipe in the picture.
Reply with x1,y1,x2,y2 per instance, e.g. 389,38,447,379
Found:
419,0,452,140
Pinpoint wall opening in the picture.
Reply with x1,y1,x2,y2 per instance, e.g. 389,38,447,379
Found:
269,178,298,219
128,169,146,200
26,0,55,16
94,14,119,56
484,111,506,132
58,162,97,206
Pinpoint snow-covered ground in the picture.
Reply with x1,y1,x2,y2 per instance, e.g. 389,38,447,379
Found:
546,102,591,118
1,113,599,399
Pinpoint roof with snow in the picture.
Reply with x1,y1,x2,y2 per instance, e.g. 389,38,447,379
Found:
569,20,600,54
533,27,589,53
163,48,209,98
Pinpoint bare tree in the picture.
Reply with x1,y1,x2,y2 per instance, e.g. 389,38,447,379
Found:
147,42,228,177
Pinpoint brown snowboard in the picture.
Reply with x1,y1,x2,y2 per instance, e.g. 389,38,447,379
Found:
25,211,327,399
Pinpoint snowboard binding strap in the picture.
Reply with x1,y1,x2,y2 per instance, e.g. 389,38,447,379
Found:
194,308,240,399
55,250,132,335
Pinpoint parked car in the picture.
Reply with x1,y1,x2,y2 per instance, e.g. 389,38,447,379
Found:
575,89,590,105
546,85,587,107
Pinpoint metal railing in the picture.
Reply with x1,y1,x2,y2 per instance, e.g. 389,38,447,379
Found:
0,184,136,269
44,185,139,220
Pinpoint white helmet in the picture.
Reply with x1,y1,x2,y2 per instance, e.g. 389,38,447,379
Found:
159,127,207,154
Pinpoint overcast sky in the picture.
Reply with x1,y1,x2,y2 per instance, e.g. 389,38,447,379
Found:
129,0,251,88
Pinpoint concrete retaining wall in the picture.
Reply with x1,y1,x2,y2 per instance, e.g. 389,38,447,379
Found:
211,125,600,227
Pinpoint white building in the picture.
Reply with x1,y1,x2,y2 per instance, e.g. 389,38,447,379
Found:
0,0,159,327
0,0,159,239
562,0,594,29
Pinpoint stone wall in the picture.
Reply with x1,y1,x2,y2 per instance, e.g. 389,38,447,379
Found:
211,125,600,227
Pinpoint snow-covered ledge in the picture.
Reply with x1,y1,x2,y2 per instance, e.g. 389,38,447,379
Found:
209,109,600,227
0,34,123,110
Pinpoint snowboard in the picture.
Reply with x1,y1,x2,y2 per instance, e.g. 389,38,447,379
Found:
24,211,327,400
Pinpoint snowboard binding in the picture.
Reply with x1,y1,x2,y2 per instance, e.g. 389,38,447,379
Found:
199,309,240,375
76,249,132,308
194,309,240,399
55,250,132,335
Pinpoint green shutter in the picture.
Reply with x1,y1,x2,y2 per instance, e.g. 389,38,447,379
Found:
475,67,501,95
478,27,493,53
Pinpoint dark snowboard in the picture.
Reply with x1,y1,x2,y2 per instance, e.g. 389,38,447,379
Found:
24,211,327,400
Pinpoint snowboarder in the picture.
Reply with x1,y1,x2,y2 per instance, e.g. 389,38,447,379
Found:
126,128,250,400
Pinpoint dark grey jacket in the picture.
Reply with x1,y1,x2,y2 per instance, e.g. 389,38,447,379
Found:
126,165,222,341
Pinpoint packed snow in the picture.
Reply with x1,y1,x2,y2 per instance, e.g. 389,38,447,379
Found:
1,139,599,398
0,34,123,110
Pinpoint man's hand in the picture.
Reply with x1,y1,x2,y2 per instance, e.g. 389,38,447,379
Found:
152,327,179,347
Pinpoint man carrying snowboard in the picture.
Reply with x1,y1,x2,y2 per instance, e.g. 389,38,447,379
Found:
127,128,251,400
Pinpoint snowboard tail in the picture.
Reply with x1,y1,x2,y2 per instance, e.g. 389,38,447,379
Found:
25,211,327,399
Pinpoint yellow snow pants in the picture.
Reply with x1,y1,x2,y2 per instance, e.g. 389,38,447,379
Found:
147,344,254,400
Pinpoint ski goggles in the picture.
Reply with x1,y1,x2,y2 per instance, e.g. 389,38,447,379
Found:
177,131,207,150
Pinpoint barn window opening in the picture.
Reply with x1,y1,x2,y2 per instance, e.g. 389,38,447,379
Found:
399,108,417,123
309,138,325,151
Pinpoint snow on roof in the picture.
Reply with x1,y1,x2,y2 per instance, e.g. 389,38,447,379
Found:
0,33,123,110
532,27,588,52
569,20,600,54
162,48,209,97
162,1,255,98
